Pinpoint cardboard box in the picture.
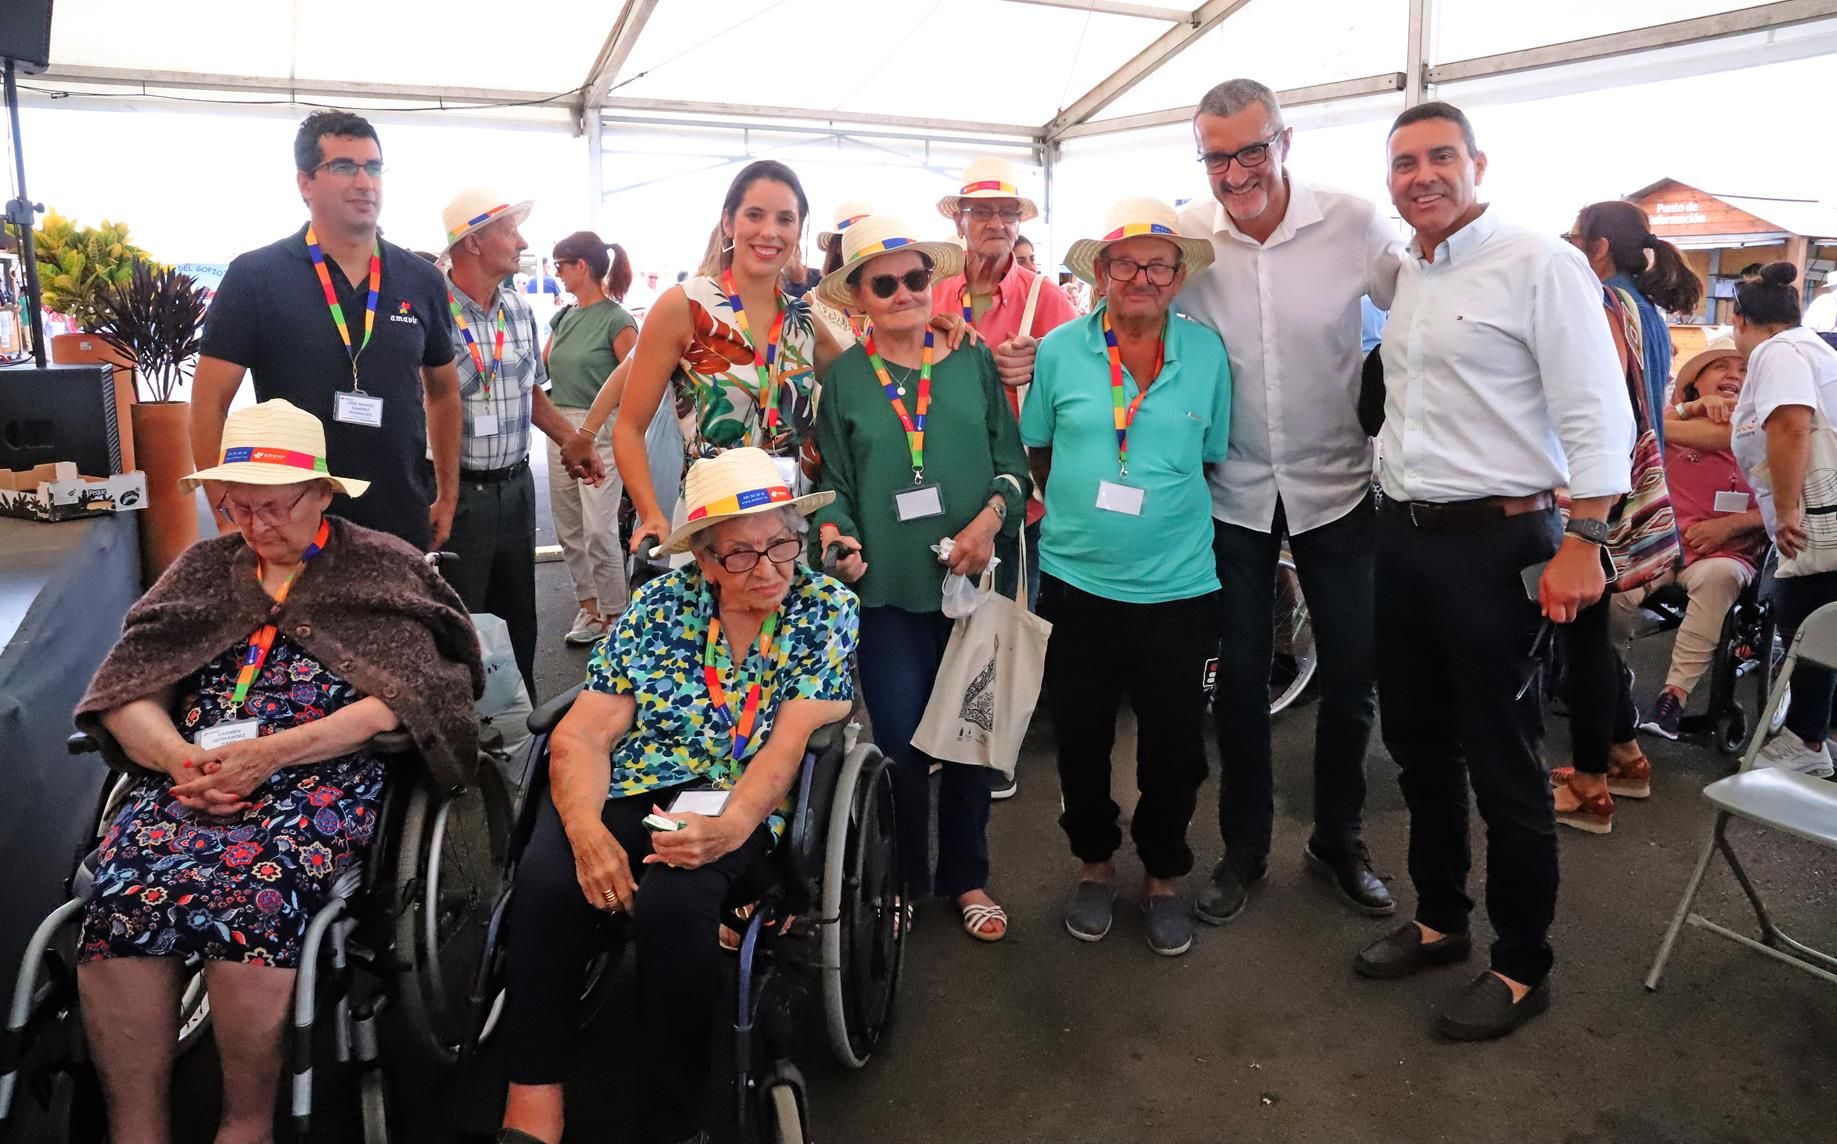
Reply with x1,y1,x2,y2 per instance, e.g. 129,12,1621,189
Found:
0,462,147,522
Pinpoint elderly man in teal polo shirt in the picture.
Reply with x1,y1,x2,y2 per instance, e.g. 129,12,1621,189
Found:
1020,198,1232,958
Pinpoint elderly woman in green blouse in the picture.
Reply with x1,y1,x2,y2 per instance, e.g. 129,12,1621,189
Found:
811,215,1030,943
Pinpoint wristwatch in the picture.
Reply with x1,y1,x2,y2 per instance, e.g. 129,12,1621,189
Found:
986,496,1008,522
1564,517,1610,545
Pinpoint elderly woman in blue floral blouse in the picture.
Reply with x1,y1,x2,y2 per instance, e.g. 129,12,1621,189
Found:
495,447,858,1144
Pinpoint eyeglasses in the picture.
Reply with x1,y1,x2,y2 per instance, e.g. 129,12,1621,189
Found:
711,535,802,573
1558,232,1580,246
866,268,932,299
218,486,312,526
552,257,578,267
313,158,386,178
1196,132,1283,172
1102,257,1180,286
963,205,1024,223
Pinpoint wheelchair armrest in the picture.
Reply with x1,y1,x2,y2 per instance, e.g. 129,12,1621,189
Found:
528,682,586,737
367,730,418,755
68,732,101,755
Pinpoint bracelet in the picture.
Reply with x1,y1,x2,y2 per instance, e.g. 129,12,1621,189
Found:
1674,402,1689,419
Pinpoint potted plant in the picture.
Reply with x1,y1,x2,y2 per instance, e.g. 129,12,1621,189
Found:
91,261,209,581
34,212,155,469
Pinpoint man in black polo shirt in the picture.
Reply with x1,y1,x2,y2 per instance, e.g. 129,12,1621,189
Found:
193,110,462,551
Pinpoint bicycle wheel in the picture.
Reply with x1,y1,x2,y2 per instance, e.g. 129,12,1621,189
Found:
1269,555,1318,715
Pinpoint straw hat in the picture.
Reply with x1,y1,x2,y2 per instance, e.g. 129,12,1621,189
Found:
441,188,534,251
183,399,370,497
1063,197,1214,286
813,215,964,312
818,200,875,249
936,157,1040,222
659,448,834,556
1674,335,1743,394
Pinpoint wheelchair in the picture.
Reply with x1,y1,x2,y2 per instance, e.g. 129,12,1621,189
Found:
0,727,511,1144
1269,551,1318,716
454,682,906,1143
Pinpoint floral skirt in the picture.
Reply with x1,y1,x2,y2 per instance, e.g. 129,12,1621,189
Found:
78,753,386,968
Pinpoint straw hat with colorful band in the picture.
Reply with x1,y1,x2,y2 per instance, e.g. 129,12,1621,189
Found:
183,398,370,498
659,447,833,555
441,188,534,251
813,214,964,312
1063,196,1214,286
818,199,875,249
936,157,1040,222
1674,335,1743,394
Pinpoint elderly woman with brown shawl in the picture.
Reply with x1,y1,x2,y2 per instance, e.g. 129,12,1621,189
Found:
72,399,482,1144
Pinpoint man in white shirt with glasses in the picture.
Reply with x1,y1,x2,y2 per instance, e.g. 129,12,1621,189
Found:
1176,78,1405,931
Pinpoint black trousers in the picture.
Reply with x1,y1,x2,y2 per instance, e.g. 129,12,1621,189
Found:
499,787,771,1144
1559,594,1637,774
443,465,538,697
1211,495,1376,869
1771,568,1837,742
1039,574,1217,880
1375,507,1562,986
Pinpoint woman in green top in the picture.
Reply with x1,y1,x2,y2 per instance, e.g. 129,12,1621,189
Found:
544,231,639,645
811,216,1029,943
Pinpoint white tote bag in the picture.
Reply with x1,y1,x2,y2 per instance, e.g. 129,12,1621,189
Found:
1739,401,1837,577
911,533,1052,777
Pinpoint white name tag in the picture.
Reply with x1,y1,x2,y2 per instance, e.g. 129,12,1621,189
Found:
195,720,261,750
472,413,500,438
1714,490,1751,513
894,484,945,522
1096,479,1145,516
333,391,383,427
668,789,731,816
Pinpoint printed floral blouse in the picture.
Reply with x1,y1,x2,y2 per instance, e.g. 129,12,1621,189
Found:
670,274,820,459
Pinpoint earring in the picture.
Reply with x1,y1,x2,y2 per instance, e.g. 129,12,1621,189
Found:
722,238,736,253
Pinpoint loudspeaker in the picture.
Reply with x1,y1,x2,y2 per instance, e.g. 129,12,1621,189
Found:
0,0,55,74
0,362,122,476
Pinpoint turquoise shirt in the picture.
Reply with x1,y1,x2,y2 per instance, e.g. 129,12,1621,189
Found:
1020,304,1231,604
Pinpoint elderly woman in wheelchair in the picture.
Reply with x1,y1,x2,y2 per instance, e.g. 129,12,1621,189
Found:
65,400,483,1144
496,448,858,1144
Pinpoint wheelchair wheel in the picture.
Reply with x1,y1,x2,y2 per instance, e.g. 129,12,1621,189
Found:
1715,708,1750,756
820,744,903,1070
1269,555,1317,716
394,764,512,1065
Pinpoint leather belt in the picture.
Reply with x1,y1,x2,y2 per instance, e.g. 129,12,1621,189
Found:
459,458,530,483
1381,491,1556,531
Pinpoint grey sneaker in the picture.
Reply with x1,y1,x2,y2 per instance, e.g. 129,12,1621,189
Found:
1062,880,1115,942
1193,859,1267,925
1143,894,1194,957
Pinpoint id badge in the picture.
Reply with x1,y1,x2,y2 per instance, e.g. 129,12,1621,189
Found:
1714,489,1751,513
893,483,945,522
195,720,261,750
472,413,500,438
1095,479,1145,516
333,391,384,427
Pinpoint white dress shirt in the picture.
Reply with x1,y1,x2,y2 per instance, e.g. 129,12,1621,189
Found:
1377,207,1633,503
1176,179,1404,535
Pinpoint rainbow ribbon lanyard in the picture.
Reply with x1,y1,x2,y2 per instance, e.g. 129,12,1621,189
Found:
721,268,786,445
231,517,331,707
446,291,507,398
865,329,934,482
305,226,381,391
1102,309,1166,478
703,607,787,761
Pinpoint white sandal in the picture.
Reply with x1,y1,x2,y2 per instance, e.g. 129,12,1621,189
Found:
960,901,1009,943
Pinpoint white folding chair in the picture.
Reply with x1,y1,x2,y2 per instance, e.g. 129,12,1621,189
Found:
1646,600,1837,991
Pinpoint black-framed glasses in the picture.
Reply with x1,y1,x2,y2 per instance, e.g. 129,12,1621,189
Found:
712,535,802,573
867,268,931,299
218,485,313,526
1102,257,1179,286
313,158,386,178
1196,132,1282,172
963,204,1024,223
552,257,579,268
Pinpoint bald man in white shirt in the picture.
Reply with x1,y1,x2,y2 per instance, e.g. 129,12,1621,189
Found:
1177,78,1405,929
1351,102,1632,1043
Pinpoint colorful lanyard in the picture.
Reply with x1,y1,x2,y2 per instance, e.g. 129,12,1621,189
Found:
864,329,934,480
1102,309,1166,476
446,290,507,397
721,268,786,439
305,227,381,389
231,517,331,707
703,608,785,761
960,286,976,326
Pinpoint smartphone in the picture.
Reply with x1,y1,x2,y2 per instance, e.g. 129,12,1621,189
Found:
1520,560,1549,602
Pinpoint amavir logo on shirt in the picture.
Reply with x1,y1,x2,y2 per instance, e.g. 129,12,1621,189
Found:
389,300,419,325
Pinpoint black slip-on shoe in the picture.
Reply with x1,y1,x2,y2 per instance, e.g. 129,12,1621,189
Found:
1353,921,1473,980
1436,971,1551,1041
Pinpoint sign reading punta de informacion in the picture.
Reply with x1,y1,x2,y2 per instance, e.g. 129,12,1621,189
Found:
1652,200,1708,226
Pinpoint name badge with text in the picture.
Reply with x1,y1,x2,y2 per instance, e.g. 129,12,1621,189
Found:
1095,480,1145,516
1714,490,1751,513
195,720,261,751
894,484,945,522
472,414,500,438
334,391,384,428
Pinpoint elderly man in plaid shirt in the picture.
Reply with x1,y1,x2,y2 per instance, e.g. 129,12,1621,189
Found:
439,189,603,696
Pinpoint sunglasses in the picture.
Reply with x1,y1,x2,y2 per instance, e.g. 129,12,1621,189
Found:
865,267,932,299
